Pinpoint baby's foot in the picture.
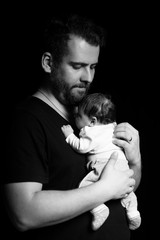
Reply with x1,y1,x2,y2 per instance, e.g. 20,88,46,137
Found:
128,212,141,230
91,206,109,231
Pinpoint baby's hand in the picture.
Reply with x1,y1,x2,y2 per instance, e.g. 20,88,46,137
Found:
61,125,74,138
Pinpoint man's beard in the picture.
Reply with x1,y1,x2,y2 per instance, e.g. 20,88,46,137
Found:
50,74,91,106
66,83,91,105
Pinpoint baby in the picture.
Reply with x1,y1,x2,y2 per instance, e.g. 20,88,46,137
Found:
61,92,141,231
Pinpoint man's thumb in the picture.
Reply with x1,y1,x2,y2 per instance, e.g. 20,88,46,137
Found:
107,152,118,167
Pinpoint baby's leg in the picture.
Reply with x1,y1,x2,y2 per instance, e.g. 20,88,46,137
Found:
121,191,141,230
79,170,109,230
91,204,109,231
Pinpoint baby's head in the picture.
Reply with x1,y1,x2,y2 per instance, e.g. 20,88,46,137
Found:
75,93,116,129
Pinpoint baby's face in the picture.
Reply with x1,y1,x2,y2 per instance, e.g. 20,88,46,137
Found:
75,109,91,129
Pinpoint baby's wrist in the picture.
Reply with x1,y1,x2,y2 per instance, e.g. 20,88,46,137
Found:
65,132,74,139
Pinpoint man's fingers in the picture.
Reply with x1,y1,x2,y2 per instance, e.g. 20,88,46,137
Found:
106,152,118,167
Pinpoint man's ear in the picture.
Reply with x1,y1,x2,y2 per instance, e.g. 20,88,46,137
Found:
90,117,97,126
41,52,53,73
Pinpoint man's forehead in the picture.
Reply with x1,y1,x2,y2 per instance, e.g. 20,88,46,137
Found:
66,36,100,63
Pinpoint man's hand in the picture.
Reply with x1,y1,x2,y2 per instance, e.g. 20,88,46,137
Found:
99,152,135,200
113,122,141,190
113,122,141,166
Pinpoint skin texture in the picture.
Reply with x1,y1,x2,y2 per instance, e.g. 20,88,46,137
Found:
4,35,141,232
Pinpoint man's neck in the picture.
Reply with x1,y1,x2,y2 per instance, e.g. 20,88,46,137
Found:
33,89,72,122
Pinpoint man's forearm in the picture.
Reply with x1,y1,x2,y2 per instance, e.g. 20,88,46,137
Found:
129,156,142,190
4,181,111,232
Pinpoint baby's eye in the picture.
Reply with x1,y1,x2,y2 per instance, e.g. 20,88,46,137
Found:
75,113,82,120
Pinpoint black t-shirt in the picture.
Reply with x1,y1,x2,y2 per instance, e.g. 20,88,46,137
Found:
2,97,130,240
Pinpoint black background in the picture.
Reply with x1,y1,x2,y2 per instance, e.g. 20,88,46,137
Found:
1,2,158,239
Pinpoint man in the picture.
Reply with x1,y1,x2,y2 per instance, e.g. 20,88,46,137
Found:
3,14,141,239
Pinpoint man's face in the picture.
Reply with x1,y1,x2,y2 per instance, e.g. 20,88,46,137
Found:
50,35,100,105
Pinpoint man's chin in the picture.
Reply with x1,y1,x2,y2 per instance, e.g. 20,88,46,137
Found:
69,91,86,105
74,87,89,96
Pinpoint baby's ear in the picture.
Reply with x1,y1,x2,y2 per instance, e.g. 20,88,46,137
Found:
90,117,97,126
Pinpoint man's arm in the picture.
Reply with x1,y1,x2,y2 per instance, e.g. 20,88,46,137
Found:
3,152,135,232
113,122,142,190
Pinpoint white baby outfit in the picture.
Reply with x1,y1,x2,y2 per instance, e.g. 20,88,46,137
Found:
66,123,141,230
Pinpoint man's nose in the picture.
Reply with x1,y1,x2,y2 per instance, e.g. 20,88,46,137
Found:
81,68,93,83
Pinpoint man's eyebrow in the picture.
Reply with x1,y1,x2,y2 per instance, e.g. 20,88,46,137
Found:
69,61,97,66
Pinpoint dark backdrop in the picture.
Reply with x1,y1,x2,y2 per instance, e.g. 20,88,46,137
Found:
1,2,157,239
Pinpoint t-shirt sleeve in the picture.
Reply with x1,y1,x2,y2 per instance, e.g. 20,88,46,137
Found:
4,110,48,184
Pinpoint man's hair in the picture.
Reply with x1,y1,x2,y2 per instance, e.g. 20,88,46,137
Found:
78,93,116,124
42,14,106,66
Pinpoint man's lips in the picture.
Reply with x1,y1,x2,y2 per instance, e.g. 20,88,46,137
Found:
72,84,90,89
